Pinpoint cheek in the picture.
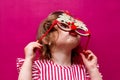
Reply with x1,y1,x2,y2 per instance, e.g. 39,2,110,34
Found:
58,30,69,39
70,35,81,45
49,31,59,43
77,36,80,40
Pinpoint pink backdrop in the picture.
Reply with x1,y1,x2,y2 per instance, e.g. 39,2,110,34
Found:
0,0,120,80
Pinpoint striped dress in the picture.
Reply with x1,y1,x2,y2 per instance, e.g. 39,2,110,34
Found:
17,58,90,80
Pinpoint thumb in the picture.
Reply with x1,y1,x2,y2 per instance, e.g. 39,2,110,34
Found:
80,53,86,60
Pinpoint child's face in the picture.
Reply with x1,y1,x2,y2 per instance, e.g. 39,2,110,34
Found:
53,25,80,49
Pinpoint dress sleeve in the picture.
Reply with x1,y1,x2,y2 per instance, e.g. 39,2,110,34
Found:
16,58,40,80
85,71,91,80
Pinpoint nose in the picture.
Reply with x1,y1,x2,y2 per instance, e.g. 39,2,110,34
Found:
69,22,77,30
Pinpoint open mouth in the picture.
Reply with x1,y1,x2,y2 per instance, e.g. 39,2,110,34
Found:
69,30,78,36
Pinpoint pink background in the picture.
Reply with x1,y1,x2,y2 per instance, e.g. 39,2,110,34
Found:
0,0,120,80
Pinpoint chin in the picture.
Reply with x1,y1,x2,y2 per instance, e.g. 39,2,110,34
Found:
69,38,80,44
73,43,80,49
68,40,80,49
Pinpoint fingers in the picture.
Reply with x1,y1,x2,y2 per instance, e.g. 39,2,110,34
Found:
24,41,43,60
28,41,43,52
25,41,43,51
85,50,93,60
82,50,90,58
88,53,93,60
36,40,39,43
81,50,97,61
33,42,43,50
29,42,41,48
36,40,43,47
36,40,40,43
80,52,86,61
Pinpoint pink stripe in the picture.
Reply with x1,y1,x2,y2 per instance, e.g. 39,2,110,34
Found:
63,69,67,80
82,66,86,80
48,61,52,80
17,58,87,80
80,65,85,80
58,66,62,80
76,66,79,80
55,65,59,80
50,62,53,80
76,65,79,80
66,68,70,80
79,65,82,80
45,60,49,80
73,65,76,80
61,67,64,80
54,65,57,80
70,67,73,80
41,60,44,80
80,67,82,80
43,60,46,80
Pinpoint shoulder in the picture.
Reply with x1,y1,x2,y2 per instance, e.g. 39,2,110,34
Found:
16,58,44,69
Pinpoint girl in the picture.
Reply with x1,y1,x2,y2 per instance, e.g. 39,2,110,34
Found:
17,10,102,80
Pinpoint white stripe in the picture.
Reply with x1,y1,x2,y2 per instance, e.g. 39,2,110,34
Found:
81,66,84,80
61,68,64,80
74,65,78,80
48,61,52,80
67,68,71,80
52,64,55,80
44,60,49,80
42,60,46,80
55,65,59,80
17,58,87,80
58,66,62,80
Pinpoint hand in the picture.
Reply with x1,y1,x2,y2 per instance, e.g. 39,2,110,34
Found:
80,50,98,73
24,40,43,61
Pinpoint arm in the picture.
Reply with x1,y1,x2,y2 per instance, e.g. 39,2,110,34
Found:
88,67,102,80
80,50,102,80
18,58,33,80
18,41,42,80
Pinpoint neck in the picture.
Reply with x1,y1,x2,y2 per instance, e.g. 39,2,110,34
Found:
51,47,72,66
